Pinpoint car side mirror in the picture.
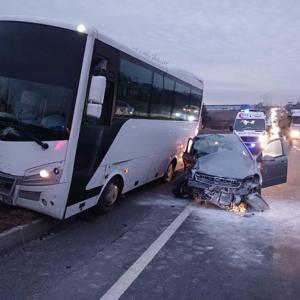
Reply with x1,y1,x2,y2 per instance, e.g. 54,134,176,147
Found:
86,76,106,119
183,152,196,168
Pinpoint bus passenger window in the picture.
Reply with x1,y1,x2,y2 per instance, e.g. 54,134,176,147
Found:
188,88,203,121
162,76,174,119
116,58,152,117
172,82,190,121
150,73,164,118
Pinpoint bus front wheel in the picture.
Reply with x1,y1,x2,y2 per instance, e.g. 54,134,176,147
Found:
164,162,175,183
94,178,121,213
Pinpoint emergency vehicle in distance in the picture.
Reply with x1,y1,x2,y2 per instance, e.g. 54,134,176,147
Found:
233,111,269,154
290,109,300,140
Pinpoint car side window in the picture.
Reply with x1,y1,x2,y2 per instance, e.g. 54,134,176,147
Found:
263,139,283,158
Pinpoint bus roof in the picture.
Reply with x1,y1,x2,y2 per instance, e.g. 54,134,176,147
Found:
0,16,204,90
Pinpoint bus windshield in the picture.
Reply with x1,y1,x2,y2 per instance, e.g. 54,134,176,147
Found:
0,21,86,141
234,119,265,131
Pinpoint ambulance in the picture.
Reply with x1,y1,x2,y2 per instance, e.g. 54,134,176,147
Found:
233,111,269,154
290,109,300,140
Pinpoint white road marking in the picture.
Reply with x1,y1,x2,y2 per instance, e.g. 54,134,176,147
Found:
99,204,193,300
293,145,300,152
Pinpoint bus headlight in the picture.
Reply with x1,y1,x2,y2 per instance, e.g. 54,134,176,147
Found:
39,169,50,178
291,130,299,138
22,162,63,186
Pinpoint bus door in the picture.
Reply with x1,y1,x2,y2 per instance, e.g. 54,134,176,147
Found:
66,41,120,208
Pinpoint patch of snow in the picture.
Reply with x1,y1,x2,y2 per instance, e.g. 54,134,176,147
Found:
189,194,300,269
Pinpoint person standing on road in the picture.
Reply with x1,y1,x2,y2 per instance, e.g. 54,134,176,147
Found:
279,114,292,145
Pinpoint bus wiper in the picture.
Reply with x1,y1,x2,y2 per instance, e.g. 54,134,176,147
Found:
0,120,49,150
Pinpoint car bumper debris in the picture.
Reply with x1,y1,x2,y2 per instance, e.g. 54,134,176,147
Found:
173,171,269,212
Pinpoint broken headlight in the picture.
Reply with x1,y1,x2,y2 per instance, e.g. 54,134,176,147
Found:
242,175,261,191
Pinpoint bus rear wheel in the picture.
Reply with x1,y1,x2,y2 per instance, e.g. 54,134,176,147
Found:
94,178,121,213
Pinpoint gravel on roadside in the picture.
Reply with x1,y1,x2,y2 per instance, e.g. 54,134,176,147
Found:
0,203,40,233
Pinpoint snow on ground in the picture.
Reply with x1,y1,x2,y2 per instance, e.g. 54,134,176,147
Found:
133,143,300,273
188,145,300,272
136,192,188,207
189,197,300,269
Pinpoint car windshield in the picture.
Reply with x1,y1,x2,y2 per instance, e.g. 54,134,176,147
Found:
0,21,86,141
192,134,250,158
234,119,265,131
292,116,300,124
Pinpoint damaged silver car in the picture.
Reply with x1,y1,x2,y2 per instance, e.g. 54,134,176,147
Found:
173,134,288,212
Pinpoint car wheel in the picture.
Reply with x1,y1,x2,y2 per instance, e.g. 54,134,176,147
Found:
164,162,175,182
94,179,121,213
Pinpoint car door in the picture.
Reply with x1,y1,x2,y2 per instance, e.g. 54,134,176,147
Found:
259,138,288,188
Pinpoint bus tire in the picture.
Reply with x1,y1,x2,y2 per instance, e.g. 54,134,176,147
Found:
94,178,121,213
164,161,175,183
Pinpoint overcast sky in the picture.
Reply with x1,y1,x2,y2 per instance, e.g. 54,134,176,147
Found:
1,0,300,105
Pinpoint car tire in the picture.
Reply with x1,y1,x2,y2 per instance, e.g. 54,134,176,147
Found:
164,162,175,183
94,178,121,214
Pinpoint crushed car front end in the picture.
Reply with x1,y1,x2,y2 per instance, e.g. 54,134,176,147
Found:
179,134,270,212
188,171,263,210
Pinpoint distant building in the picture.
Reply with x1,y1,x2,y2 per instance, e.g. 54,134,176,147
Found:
286,102,300,112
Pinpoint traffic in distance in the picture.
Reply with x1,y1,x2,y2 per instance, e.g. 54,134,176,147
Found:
233,110,268,154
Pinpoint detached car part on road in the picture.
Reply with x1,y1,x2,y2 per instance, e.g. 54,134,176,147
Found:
173,134,288,212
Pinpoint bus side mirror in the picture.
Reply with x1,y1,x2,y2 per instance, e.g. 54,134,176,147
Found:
86,76,106,119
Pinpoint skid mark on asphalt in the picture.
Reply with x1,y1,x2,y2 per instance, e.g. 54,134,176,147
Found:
99,204,192,300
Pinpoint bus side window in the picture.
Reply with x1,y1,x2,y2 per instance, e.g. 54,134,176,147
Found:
149,73,173,119
116,58,152,118
172,82,190,121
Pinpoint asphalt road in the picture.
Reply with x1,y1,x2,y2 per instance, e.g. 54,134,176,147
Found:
0,142,300,300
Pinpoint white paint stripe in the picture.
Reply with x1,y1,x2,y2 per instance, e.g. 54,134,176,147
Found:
99,204,192,300
293,145,300,152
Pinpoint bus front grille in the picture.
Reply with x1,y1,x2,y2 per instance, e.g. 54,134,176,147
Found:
0,174,16,196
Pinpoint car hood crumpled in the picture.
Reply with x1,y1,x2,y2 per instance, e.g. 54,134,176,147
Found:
193,150,257,180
